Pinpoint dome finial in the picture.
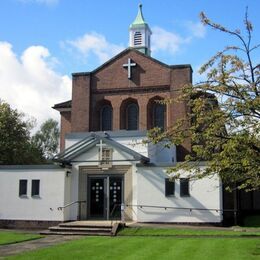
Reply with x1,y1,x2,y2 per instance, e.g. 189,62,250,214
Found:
130,3,146,27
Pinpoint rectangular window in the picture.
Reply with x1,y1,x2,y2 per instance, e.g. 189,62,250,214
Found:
31,180,40,196
19,179,27,196
165,178,175,196
99,148,113,168
180,178,190,197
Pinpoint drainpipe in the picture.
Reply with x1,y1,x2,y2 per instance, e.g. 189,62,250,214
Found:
121,203,125,224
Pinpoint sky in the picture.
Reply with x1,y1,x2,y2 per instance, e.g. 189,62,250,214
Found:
0,0,259,130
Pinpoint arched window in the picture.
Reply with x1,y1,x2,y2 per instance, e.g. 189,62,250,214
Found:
126,103,139,130
134,31,142,46
100,105,112,131
153,103,165,130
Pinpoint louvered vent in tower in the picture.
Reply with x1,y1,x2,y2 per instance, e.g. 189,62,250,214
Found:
134,31,142,45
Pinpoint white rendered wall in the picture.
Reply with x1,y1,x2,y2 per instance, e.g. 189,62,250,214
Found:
131,165,138,221
113,136,148,158
0,168,66,221
135,166,222,223
114,137,176,163
148,142,176,163
65,135,176,164
67,164,79,221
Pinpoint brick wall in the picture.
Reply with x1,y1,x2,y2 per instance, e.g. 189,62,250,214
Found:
90,91,169,131
92,50,171,90
60,111,71,151
170,67,192,161
71,74,91,132
59,49,192,161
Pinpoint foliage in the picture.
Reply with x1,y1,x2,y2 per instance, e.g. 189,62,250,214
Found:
148,9,259,191
31,118,59,160
0,101,44,164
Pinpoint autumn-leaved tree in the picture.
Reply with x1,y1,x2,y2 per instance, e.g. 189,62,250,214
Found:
148,9,260,191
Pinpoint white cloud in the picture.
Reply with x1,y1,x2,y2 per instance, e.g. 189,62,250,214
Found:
185,21,206,38
67,32,124,64
151,26,190,55
0,41,71,130
151,21,206,55
19,0,59,6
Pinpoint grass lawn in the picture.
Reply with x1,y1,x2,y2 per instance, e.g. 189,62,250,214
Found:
7,236,260,260
118,227,260,237
0,231,42,245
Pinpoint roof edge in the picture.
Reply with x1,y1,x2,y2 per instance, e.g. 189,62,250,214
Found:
55,132,149,164
169,64,193,72
53,100,72,110
0,164,63,170
69,49,193,78
72,72,91,77
66,130,147,140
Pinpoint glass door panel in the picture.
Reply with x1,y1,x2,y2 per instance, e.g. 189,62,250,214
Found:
89,178,105,219
88,175,123,220
109,177,123,219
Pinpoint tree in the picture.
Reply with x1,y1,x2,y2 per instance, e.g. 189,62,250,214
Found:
0,101,44,164
32,118,59,160
148,9,260,191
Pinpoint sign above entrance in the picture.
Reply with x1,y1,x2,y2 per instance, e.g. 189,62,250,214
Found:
123,58,136,79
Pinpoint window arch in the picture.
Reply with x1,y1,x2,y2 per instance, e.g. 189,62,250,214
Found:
100,104,112,131
120,98,139,130
147,97,166,130
126,103,139,130
153,103,165,130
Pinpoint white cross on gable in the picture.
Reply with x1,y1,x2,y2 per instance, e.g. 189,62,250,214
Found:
123,58,136,79
96,139,107,159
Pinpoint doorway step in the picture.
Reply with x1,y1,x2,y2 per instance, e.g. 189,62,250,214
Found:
40,221,121,236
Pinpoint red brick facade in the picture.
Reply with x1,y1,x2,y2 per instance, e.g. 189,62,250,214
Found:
54,48,192,161
60,111,71,151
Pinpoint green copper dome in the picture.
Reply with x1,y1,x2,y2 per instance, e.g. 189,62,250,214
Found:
130,4,148,29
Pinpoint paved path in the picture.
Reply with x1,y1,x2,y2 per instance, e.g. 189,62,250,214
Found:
127,222,260,232
0,235,83,259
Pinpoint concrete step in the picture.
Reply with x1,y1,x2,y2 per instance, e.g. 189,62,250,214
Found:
40,221,121,236
59,223,112,229
40,230,111,236
49,226,112,233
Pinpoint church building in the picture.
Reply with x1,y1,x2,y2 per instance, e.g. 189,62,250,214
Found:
0,5,223,228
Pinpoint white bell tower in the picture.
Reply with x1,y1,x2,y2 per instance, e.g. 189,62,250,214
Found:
129,4,152,56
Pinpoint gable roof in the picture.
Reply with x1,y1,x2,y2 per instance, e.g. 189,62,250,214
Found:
72,48,192,77
53,49,192,110
53,132,149,165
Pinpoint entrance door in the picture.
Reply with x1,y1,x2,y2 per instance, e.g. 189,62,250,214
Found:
88,176,123,220
89,177,106,219
109,177,123,219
